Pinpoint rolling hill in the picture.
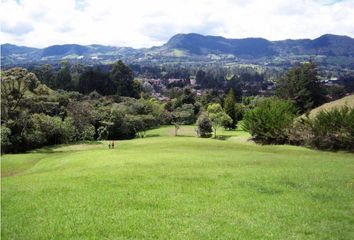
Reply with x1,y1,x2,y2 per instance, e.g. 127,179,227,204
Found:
1,33,354,67
308,94,354,118
2,127,354,239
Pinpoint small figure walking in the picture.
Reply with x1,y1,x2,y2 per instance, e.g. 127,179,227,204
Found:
108,143,111,149
111,141,115,149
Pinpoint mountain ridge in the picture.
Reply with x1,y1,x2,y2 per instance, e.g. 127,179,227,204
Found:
1,33,354,67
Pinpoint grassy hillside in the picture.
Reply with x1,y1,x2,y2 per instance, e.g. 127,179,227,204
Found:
2,127,354,239
309,94,354,118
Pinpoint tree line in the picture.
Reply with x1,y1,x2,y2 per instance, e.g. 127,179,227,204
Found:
1,60,353,153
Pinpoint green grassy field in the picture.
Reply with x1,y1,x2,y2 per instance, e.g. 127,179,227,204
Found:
1,126,354,239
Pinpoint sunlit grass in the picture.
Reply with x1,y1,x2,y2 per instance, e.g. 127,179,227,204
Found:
1,127,354,239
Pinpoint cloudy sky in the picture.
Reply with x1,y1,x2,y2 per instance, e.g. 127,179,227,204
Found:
1,0,354,48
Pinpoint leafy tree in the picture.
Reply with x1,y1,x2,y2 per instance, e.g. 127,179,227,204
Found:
243,98,297,144
234,103,246,127
223,89,237,129
1,126,12,153
180,87,196,105
110,60,135,97
56,62,72,90
196,113,213,138
78,67,115,95
34,64,56,88
207,103,232,138
1,67,39,121
276,62,325,113
67,101,96,140
97,126,109,140
30,113,75,145
171,104,194,136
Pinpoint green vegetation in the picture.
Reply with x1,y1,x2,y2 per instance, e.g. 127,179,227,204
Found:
276,62,325,113
207,103,232,138
2,128,354,239
196,113,213,138
243,98,297,144
307,106,354,151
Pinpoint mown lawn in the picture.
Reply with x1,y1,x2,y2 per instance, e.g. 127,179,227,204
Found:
1,126,354,239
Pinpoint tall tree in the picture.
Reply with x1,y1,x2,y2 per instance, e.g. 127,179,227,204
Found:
276,62,325,113
56,61,72,90
78,67,115,95
1,67,39,120
223,89,237,129
207,103,232,138
110,60,135,97
34,64,56,88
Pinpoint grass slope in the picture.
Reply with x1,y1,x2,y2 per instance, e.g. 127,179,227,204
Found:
1,127,354,239
309,94,354,118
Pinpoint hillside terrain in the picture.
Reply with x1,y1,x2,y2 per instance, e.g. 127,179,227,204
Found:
308,94,354,118
2,33,354,69
2,127,354,239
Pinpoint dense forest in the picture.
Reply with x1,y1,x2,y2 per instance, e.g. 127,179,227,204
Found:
1,60,354,153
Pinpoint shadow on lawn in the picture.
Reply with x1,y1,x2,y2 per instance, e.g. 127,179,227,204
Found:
31,141,103,154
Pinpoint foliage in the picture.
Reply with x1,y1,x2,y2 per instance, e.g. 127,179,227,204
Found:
97,126,109,140
1,126,12,153
33,64,56,88
304,107,354,151
56,62,72,90
110,60,137,97
276,62,325,113
1,67,39,120
196,113,213,138
223,89,237,129
207,103,232,138
243,98,297,144
78,67,115,95
171,104,195,136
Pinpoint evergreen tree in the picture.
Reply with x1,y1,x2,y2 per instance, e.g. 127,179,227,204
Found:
110,60,135,97
56,62,72,90
223,89,237,129
276,62,325,113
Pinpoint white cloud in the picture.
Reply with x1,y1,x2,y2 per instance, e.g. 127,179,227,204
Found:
0,0,353,48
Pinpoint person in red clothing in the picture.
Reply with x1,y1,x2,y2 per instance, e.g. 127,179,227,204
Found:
111,140,115,149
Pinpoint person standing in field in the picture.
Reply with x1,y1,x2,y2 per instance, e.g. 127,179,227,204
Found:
111,141,115,149
108,143,111,149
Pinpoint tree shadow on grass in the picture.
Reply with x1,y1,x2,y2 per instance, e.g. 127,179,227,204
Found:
213,135,233,141
30,141,103,154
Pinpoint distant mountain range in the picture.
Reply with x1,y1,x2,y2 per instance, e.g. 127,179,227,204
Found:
2,33,354,68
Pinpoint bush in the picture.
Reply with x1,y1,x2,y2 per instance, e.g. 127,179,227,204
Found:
31,113,75,145
97,126,109,140
1,126,12,153
307,106,354,151
196,113,213,138
207,103,232,138
243,98,297,144
76,124,96,141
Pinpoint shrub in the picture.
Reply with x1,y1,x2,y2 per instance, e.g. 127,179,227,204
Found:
243,98,297,144
1,126,12,153
307,106,354,151
97,126,109,140
207,103,232,138
196,113,213,138
31,113,75,145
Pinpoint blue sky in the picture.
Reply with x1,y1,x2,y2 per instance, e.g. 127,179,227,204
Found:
1,0,353,48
